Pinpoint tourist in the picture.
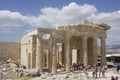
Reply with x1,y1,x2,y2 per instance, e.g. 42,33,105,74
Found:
72,63,76,71
95,65,98,79
92,66,95,78
116,64,120,72
105,65,108,70
87,65,91,71
98,65,102,78
92,65,98,79
102,65,106,78
84,65,89,79
76,63,79,70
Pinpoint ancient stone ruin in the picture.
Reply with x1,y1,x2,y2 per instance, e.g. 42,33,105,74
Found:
20,20,110,74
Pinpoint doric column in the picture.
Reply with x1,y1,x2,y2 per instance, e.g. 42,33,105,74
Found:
66,37,71,72
82,37,88,66
59,51,62,65
47,51,49,68
79,41,83,63
36,35,43,72
31,35,36,68
51,41,57,74
62,43,65,66
93,37,98,65
57,51,59,64
49,38,52,71
101,38,106,65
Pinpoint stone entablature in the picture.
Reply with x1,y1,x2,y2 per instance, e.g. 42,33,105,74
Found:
57,24,107,38
21,20,110,74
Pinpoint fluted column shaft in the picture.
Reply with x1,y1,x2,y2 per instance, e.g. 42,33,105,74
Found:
66,38,71,72
82,37,88,66
93,37,98,65
59,51,62,65
36,35,43,72
101,38,106,65
51,41,57,74
79,41,83,63
49,38,52,71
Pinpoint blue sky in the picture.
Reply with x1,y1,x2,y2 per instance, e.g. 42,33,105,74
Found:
0,0,120,45
1,0,120,14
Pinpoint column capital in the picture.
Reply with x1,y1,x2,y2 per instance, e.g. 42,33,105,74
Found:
100,37,106,40
66,34,71,39
94,36,97,39
82,36,88,39
36,35,42,39
50,38,56,46
30,35,36,37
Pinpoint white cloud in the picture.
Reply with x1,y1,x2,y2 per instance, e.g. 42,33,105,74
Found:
56,3,97,25
87,10,120,45
87,10,120,30
0,2,120,45
0,10,28,27
0,10,29,33
0,3,98,30
28,2,97,28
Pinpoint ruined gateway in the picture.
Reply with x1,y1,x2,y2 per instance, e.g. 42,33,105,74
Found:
21,20,110,74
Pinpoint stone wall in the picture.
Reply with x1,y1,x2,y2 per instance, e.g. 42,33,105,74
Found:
0,42,20,64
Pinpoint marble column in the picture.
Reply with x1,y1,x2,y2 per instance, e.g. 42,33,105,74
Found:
93,37,98,66
66,38,71,72
82,37,88,66
47,51,49,68
59,51,62,65
79,40,83,63
101,38,106,65
62,43,65,66
36,35,43,72
49,38,52,72
57,51,59,64
51,41,57,74
31,35,36,68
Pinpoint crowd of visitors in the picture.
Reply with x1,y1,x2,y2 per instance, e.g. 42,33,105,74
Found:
0,61,119,80
92,64,107,79
72,63,86,71
72,63,109,79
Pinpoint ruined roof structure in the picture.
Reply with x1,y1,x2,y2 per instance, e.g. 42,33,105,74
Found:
21,20,110,74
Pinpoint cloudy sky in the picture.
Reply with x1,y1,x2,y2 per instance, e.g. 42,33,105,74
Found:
0,0,120,45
